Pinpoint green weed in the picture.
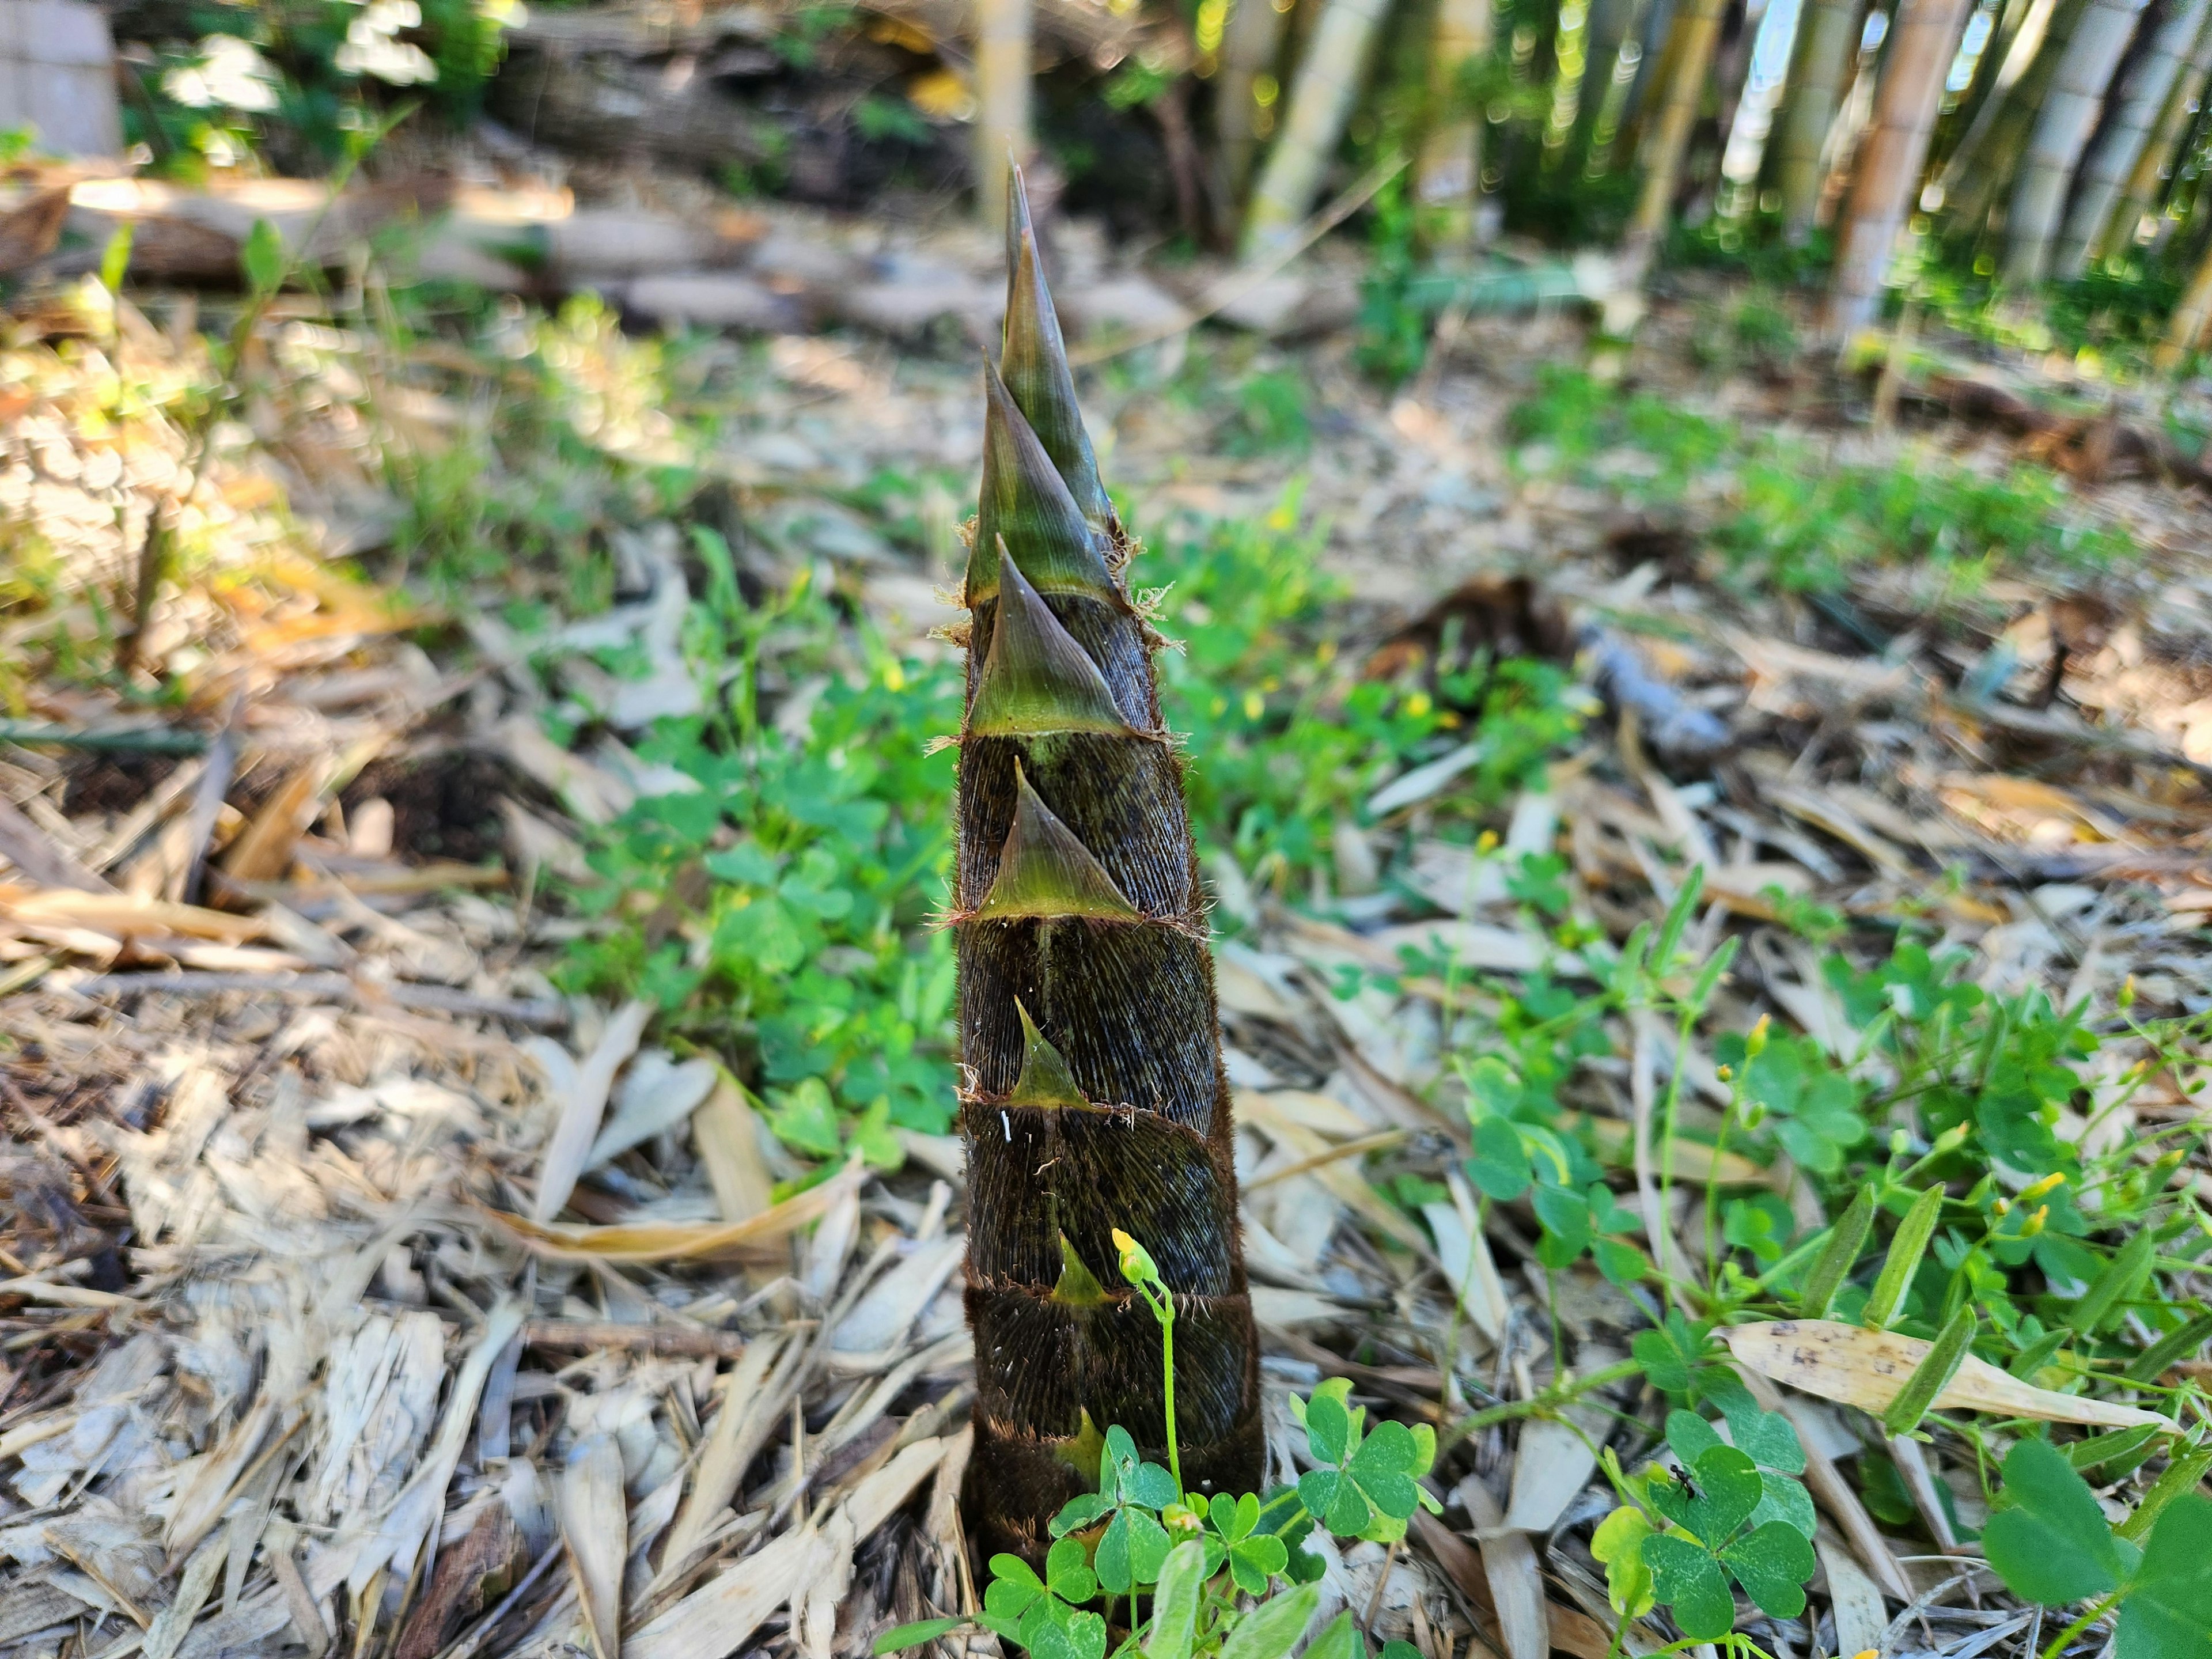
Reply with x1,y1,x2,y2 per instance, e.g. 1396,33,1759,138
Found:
1510,365,2134,592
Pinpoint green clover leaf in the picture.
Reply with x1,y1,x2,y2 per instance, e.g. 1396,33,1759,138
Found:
1592,1507,1656,1618
1096,1506,1171,1594
1650,1445,1762,1543
1718,1521,1818,1619
1642,1533,1737,1640
1044,1536,1097,1604
1984,1438,2129,1605
2119,1493,2212,1659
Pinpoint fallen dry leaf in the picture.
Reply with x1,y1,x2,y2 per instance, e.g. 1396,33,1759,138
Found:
1727,1319,2169,1429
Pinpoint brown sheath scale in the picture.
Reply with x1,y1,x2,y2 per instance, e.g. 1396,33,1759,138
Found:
956,173,1262,1561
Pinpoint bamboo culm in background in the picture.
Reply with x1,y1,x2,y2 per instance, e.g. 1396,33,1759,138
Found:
2006,0,2151,281
976,0,1033,228
1623,0,1730,264
2099,0,2212,259
1934,0,2080,236
1828,0,1978,338
2059,0,2209,270
958,172,1263,1560
1241,0,1397,255
1771,0,1868,241
1218,0,1294,197
1415,0,1497,247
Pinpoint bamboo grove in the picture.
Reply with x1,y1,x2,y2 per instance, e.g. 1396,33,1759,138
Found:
970,0,2212,362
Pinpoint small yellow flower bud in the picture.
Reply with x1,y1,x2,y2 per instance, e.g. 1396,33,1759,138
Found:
1716,1064,1733,1082
2021,1205,2048,1238
1993,1196,2011,1217
2020,1172,2066,1201
1745,1014,1772,1060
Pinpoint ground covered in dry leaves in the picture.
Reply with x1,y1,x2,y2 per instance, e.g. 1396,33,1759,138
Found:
2,220,2211,1659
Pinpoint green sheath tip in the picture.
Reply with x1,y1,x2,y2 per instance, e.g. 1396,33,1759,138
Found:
976,756,1140,921
1010,998,1088,1107
1001,172,1112,534
969,358,1116,607
967,543,1135,740
1051,1233,1109,1306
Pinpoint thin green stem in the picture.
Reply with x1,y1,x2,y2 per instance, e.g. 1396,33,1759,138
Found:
1658,1004,1693,1290
2039,1591,2122,1659
1159,1293,1183,1496
1439,1356,1643,1450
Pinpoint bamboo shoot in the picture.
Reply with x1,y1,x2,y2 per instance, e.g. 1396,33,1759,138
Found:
2005,0,2150,281
1827,0,1978,337
1772,0,1868,240
1240,0,1396,256
961,172,1262,1559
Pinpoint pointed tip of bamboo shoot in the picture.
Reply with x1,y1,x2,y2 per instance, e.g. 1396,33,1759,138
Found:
1006,165,1035,283
998,209,1115,537
976,755,1140,920
1010,999,1088,1107
967,544,1136,741
1051,1233,1109,1306
969,359,1116,608
1055,1410,1107,1480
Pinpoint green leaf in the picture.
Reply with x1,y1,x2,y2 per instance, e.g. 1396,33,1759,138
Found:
768,1078,842,1158
240,217,285,297
1798,1185,1874,1319
1052,1494,1114,1535
1718,1521,1816,1619
986,1556,1046,1622
1096,1506,1171,1594
1143,1541,1207,1659
1650,1446,1761,1545
1642,1533,1736,1640
1347,1420,1422,1520
1883,1304,1977,1437
2117,1494,2212,1659
1715,1395,1805,1475
1750,1470,1817,1540
1214,1491,1260,1543
1461,1055,1518,1116
1046,1536,1098,1603
876,1619,964,1654
1231,1533,1289,1589
2126,1313,2212,1385
1217,1583,1320,1659
1665,1410,1725,1465
1983,1438,2127,1605
1302,1391,1352,1464
1632,1312,1708,1393
1301,1613,1363,1659
1297,1469,1343,1528
1864,1185,1944,1331
2071,1228,2157,1336
99,223,133,296
1591,1507,1656,1618
1465,1116,1532,1200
